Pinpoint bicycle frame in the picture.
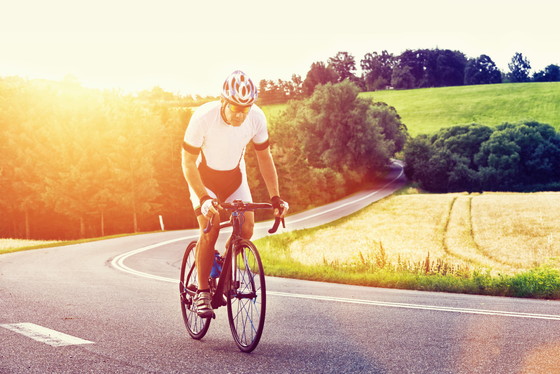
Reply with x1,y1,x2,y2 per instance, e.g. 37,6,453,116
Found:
179,199,284,351
202,200,284,310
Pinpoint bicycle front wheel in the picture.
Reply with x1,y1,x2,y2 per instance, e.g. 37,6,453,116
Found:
227,239,266,352
179,241,211,339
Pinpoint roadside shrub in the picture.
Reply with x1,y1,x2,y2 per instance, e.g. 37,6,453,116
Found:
404,121,560,192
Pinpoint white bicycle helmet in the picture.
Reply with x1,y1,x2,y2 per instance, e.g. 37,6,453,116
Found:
222,70,258,106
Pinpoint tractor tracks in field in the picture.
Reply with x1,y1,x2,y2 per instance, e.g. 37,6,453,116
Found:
442,195,517,272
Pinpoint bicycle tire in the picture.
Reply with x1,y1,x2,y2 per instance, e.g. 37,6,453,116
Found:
179,241,211,339
226,239,266,352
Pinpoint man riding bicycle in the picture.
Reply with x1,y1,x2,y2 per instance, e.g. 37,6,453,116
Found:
181,70,288,318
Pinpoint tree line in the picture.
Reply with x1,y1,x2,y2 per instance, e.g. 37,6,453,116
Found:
1,77,198,239
257,49,560,105
1,77,408,240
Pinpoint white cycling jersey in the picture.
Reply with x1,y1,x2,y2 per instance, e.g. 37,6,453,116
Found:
183,100,269,208
183,101,269,171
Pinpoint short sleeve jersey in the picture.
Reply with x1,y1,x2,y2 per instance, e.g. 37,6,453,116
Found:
183,101,269,171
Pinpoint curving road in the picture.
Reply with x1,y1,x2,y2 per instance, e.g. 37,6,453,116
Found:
2,161,560,374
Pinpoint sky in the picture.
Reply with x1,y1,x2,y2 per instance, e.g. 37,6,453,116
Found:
1,0,559,97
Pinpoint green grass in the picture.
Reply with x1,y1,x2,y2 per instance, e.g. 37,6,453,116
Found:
262,82,560,137
360,82,560,136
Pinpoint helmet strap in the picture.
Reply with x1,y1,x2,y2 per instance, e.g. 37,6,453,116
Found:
220,101,232,126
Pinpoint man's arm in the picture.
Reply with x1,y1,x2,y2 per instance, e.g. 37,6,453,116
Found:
255,147,280,199
181,148,210,204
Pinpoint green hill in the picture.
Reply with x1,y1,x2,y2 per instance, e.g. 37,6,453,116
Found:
360,82,560,136
262,82,560,137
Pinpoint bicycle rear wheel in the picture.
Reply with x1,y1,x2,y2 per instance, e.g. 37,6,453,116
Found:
179,241,211,339
227,239,266,352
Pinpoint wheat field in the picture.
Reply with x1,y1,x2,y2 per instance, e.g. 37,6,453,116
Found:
287,192,560,274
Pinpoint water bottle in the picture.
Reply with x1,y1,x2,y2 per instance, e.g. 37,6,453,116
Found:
210,251,223,278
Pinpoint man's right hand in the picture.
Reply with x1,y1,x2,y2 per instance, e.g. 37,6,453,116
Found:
200,196,220,218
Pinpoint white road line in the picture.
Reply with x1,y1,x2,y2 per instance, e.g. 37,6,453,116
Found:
111,236,197,282
267,291,560,321
288,163,404,225
0,323,94,347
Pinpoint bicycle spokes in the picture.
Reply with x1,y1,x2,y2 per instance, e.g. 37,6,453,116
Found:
227,241,266,352
180,241,211,339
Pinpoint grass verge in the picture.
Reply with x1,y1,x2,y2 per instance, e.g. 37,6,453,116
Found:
0,232,158,255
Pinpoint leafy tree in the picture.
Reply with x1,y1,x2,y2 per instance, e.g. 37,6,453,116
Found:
0,79,51,238
302,61,339,96
328,51,357,82
465,54,502,85
533,64,560,82
289,74,304,99
432,49,467,87
475,130,522,189
262,100,350,211
403,134,433,183
391,65,415,89
370,102,409,153
396,49,429,87
431,124,494,169
258,79,284,104
508,52,531,83
405,124,491,192
267,81,407,210
257,75,305,104
484,122,560,187
394,49,466,88
107,97,162,233
360,50,395,90
296,81,400,175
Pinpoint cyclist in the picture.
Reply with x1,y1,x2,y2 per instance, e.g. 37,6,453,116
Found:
181,70,288,318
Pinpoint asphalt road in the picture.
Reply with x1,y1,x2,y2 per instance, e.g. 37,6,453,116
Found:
2,162,560,374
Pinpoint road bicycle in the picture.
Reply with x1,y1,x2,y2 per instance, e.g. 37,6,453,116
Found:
179,200,284,352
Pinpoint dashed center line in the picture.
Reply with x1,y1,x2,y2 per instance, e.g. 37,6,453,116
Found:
1,323,94,347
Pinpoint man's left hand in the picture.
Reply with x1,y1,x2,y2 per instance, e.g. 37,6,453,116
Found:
271,196,289,218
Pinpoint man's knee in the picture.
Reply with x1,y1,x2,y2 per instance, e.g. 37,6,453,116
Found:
242,218,254,239
198,215,220,245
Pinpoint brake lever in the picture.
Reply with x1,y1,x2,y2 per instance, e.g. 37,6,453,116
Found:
203,218,213,234
202,200,220,234
268,217,285,234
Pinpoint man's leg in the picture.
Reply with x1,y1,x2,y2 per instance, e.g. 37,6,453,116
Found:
224,211,254,251
196,213,220,291
241,211,254,239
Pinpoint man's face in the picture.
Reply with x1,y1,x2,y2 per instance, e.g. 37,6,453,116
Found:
223,101,251,127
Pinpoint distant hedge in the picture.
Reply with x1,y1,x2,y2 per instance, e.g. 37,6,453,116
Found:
403,122,560,192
